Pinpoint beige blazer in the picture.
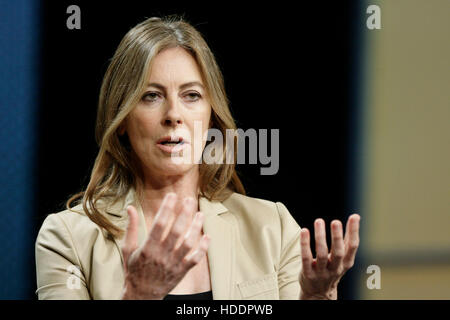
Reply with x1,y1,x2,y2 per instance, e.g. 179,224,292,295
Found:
35,188,302,300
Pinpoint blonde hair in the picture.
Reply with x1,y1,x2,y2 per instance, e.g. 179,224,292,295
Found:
66,16,245,239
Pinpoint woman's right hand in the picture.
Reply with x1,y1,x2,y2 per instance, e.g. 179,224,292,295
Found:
120,193,210,300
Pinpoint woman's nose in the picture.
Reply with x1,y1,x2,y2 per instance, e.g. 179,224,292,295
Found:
163,117,182,126
162,98,183,126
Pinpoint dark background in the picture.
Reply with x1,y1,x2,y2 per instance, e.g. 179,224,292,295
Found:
33,0,361,299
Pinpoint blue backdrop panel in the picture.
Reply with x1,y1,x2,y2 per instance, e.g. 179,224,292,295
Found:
0,0,40,299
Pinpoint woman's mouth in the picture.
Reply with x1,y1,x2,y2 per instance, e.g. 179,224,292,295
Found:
159,140,185,146
156,137,189,153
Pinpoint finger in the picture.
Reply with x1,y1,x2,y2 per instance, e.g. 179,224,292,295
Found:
122,205,139,273
147,193,177,244
183,234,210,270
173,211,204,261
344,213,360,243
314,218,329,270
343,214,361,270
124,205,139,251
163,197,196,252
329,220,345,272
300,228,313,276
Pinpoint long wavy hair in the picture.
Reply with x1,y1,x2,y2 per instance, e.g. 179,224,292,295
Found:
66,15,245,239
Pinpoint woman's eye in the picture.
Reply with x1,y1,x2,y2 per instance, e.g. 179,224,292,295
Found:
142,92,160,102
184,92,201,102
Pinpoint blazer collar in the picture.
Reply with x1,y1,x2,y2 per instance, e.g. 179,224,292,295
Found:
107,187,235,299
104,187,229,219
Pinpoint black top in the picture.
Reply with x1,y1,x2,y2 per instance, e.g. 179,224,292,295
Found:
163,290,213,300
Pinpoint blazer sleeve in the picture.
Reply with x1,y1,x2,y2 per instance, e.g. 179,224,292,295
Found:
275,202,302,300
35,213,91,300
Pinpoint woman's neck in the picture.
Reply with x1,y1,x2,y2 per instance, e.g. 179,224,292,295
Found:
138,167,201,223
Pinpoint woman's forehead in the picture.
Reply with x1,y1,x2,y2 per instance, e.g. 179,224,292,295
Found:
147,47,204,86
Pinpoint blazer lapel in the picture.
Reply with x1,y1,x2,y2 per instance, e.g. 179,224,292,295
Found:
103,187,147,269
105,189,236,300
199,196,235,300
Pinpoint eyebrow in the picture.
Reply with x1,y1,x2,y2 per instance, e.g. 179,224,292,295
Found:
146,81,204,91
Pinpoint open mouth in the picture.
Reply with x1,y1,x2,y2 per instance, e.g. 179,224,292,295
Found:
156,136,189,151
159,140,185,146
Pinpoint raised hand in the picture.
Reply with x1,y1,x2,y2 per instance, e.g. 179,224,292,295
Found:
298,214,360,300
120,193,210,299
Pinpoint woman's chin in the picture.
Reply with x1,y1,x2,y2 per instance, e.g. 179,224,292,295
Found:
156,160,196,175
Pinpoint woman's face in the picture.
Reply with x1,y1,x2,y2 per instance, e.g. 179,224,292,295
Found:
122,47,212,178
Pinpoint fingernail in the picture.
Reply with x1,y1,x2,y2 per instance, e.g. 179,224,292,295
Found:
170,192,177,199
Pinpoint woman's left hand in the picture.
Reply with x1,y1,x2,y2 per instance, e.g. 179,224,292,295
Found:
298,214,360,300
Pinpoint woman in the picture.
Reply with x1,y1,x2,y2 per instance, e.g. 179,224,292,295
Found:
35,16,360,300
